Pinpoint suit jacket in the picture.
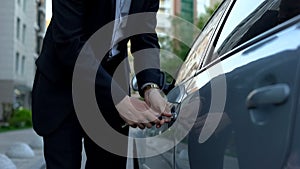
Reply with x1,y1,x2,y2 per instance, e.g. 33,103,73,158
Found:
32,0,162,136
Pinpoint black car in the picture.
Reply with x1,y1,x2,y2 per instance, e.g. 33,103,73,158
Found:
131,0,300,169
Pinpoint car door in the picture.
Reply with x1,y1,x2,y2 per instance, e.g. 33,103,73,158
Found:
179,0,300,169
171,0,234,168
286,74,300,169
215,22,300,169
132,1,233,169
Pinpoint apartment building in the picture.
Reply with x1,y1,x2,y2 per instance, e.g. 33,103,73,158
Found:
0,0,46,119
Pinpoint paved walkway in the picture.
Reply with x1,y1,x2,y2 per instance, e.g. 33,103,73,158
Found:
0,128,45,169
0,127,141,169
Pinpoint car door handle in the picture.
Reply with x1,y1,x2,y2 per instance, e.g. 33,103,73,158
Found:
246,83,290,109
168,105,178,127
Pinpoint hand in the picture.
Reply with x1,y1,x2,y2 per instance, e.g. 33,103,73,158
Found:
116,96,169,129
144,88,172,124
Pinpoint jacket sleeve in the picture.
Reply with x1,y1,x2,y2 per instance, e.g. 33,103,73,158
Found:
130,0,163,97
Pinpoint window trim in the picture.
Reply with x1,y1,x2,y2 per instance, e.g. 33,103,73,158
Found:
175,0,235,86
195,14,300,76
197,0,235,70
199,0,237,69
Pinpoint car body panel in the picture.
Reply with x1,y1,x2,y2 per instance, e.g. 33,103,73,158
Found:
182,23,300,169
133,0,300,168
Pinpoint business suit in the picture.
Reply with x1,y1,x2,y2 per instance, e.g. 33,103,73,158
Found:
32,0,161,168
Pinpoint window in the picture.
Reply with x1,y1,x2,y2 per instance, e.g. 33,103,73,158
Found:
17,0,21,6
22,24,26,43
21,56,25,75
204,0,281,65
16,18,21,40
15,52,20,74
175,0,231,84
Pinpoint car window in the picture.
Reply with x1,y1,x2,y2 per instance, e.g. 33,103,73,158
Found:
175,0,231,85
203,0,281,65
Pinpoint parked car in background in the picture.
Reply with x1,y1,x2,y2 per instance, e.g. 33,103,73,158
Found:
131,0,300,169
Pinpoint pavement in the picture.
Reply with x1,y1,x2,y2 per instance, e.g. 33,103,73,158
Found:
0,128,89,169
0,128,45,169
0,127,143,169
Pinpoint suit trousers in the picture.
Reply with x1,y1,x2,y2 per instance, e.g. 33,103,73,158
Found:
43,112,129,169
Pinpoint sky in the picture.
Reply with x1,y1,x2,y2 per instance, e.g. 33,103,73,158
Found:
198,0,210,14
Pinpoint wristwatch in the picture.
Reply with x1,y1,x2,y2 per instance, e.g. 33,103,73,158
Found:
141,83,160,94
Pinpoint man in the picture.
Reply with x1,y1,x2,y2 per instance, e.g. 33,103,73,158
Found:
32,0,170,168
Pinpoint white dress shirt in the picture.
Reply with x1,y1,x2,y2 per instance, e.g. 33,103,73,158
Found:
110,0,132,58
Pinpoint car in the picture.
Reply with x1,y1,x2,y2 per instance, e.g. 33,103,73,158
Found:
130,0,300,169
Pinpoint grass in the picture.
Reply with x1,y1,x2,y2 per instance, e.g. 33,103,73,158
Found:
0,124,32,133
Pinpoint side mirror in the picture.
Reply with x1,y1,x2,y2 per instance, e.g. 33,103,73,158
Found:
131,71,175,94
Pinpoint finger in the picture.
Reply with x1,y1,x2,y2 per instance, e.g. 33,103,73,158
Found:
141,108,161,124
143,122,153,129
160,119,171,125
119,111,140,124
119,113,142,129
137,123,145,129
145,115,160,125
137,111,157,124
159,119,166,125
159,118,171,125
130,124,137,128
164,117,172,123
150,118,161,125
161,112,172,117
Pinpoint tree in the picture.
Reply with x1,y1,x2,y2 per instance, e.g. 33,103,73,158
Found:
197,3,221,30
158,2,221,77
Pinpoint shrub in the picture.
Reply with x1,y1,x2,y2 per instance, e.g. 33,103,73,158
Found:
8,108,32,128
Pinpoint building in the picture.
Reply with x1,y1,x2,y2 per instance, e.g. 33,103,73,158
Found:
171,0,198,61
0,0,46,120
173,0,223,23
173,0,198,24
157,0,173,33
36,0,46,56
159,0,173,15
